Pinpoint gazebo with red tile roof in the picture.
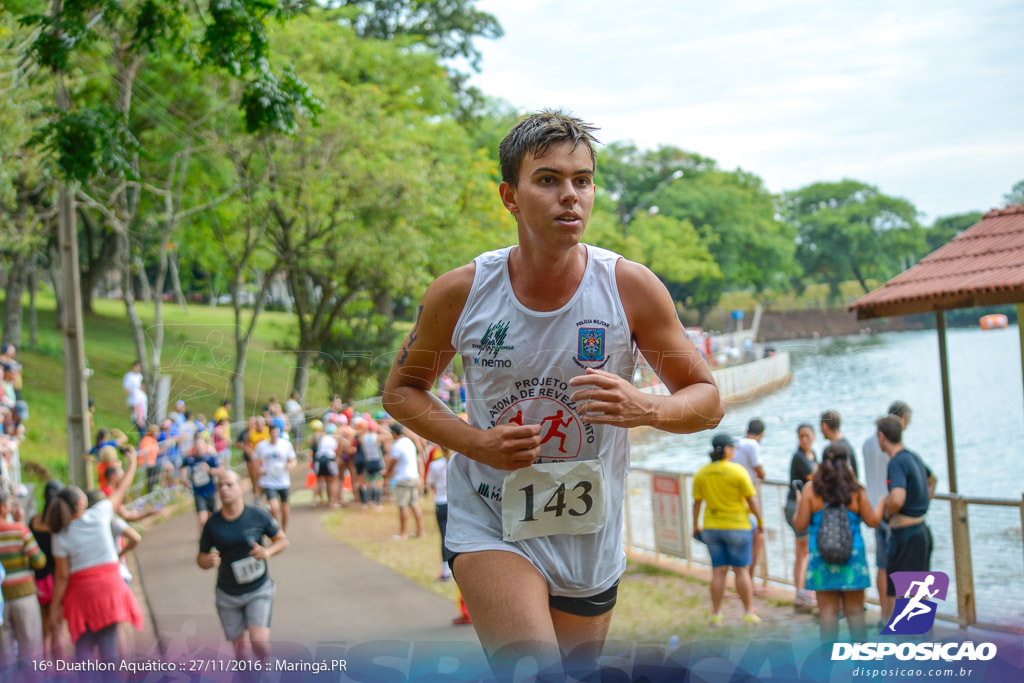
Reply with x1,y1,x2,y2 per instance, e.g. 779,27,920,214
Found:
850,205,1024,628
851,204,1024,319
851,203,1024,487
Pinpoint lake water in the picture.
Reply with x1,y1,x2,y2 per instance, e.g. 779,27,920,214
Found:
628,325,1024,627
631,325,1024,499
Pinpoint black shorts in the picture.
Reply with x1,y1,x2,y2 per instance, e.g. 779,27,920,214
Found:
447,551,619,617
314,457,338,478
354,458,367,475
886,523,933,596
365,459,383,475
549,582,619,617
264,487,291,503
194,494,217,513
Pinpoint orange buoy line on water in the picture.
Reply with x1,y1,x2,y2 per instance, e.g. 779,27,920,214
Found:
979,314,1009,330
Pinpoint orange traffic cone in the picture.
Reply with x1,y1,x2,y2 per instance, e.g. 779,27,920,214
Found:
305,464,317,489
342,470,352,491
452,591,472,625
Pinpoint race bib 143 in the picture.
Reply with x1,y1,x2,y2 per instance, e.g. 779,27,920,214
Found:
501,460,606,542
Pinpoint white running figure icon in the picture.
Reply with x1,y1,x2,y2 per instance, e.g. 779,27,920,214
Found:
888,574,939,630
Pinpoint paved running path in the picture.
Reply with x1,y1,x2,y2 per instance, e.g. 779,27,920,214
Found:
134,488,482,662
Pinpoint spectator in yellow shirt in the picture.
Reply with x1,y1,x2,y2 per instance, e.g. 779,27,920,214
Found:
692,433,763,626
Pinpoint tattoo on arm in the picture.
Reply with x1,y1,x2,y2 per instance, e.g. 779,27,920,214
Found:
395,306,424,366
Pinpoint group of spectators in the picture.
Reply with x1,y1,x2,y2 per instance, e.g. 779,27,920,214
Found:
691,402,936,640
0,344,26,496
0,348,149,674
0,355,466,669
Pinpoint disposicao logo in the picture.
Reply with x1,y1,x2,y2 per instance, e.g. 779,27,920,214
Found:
831,571,997,663
884,571,949,635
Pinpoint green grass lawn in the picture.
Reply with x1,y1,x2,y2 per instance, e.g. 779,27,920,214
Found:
7,294,341,482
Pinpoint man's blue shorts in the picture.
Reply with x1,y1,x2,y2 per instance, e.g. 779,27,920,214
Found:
704,528,753,568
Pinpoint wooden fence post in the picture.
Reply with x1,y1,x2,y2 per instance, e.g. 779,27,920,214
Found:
949,496,976,628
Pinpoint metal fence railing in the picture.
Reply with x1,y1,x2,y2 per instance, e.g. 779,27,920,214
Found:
624,467,1024,634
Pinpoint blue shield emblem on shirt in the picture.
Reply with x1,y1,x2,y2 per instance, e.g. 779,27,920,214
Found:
578,328,605,362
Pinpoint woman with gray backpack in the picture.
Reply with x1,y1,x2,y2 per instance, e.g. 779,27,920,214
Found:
793,440,887,642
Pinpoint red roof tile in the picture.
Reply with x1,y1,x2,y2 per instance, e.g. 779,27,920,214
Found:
850,204,1024,319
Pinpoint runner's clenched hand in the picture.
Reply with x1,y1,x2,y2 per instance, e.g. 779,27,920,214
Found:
249,542,270,561
569,368,655,427
464,423,542,471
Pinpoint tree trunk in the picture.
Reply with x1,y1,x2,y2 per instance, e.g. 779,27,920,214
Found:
80,266,96,314
1,253,28,348
827,279,843,307
231,282,252,424
292,347,313,402
850,264,871,295
134,255,152,303
169,251,187,310
232,367,246,425
119,231,153,419
28,265,38,347
76,208,119,314
47,242,63,330
373,290,394,321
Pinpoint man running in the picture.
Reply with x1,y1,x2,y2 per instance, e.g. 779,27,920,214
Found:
382,110,722,676
197,471,288,662
181,434,225,533
253,425,296,532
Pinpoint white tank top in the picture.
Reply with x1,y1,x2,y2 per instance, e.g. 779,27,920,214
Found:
446,244,636,597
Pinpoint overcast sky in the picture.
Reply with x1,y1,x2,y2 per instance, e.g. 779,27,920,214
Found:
466,0,1024,223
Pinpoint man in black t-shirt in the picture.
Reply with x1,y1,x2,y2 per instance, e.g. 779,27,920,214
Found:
821,409,860,479
197,470,288,660
876,415,937,595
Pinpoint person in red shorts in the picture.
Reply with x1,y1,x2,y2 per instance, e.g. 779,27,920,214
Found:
48,446,143,661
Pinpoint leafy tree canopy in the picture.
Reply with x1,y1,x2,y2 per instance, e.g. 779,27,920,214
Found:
18,0,322,184
336,0,502,69
785,179,923,302
925,211,982,253
1004,178,1024,206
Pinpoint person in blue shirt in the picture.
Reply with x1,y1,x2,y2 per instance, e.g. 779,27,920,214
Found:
157,419,182,489
181,434,224,533
876,415,936,595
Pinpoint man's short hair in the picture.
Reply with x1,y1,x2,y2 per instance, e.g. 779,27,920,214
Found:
498,109,600,187
888,400,912,419
876,415,903,444
104,466,122,486
746,419,765,437
820,410,841,432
